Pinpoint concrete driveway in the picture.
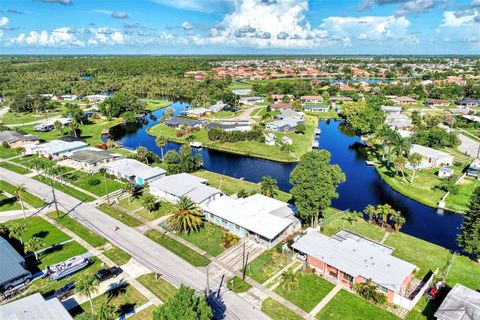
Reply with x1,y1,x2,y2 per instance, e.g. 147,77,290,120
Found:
458,134,480,159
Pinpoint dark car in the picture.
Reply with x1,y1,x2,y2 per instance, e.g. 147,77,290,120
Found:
95,266,122,282
54,281,75,300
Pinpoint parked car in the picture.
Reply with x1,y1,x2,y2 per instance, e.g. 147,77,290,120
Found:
296,253,307,261
95,266,122,282
54,281,75,301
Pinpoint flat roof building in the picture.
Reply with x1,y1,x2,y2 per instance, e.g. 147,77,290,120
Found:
24,140,88,159
434,284,480,320
104,158,166,186
0,293,73,320
164,117,203,129
68,148,122,173
0,131,39,148
410,144,454,168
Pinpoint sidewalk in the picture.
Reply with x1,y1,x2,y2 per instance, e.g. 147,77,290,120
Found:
309,283,342,316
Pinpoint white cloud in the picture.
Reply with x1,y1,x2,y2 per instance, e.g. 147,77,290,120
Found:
441,10,479,27
0,17,9,28
152,0,232,12
11,27,84,47
438,10,480,48
182,22,192,30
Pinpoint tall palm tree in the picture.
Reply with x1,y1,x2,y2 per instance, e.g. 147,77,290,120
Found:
364,204,377,223
393,156,408,183
391,211,406,231
167,196,204,234
123,182,136,204
24,236,44,261
155,136,168,160
96,304,116,320
136,146,149,164
76,275,99,313
375,125,395,161
14,184,27,219
392,136,411,159
68,120,80,137
408,152,423,184
260,176,278,198
98,168,110,206
281,270,299,291
9,223,26,245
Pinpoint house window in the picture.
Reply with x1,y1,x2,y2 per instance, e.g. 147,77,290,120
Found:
377,285,388,294
343,273,354,283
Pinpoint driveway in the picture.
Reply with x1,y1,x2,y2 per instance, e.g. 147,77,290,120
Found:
217,106,263,124
0,167,270,320
458,134,480,159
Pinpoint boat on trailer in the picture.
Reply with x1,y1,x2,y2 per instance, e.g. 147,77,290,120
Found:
45,255,92,281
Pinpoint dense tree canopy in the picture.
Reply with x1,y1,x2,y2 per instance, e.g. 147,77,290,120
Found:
153,285,213,320
457,187,480,259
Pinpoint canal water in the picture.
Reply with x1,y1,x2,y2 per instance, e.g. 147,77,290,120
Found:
110,102,463,251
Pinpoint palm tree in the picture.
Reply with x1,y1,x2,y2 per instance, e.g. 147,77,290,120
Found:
392,136,411,159
375,125,395,161
167,196,204,234
76,275,99,313
393,156,408,183
9,223,26,245
391,211,406,231
54,120,63,135
281,270,299,291
408,152,423,184
364,204,377,222
68,120,80,137
14,184,27,219
136,146,149,164
342,211,362,226
155,136,168,160
24,236,44,261
96,304,116,320
123,182,136,204
260,176,278,198
98,168,110,206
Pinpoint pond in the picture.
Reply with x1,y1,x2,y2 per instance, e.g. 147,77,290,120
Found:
109,102,463,251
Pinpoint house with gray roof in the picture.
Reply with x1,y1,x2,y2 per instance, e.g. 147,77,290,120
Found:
0,293,72,320
164,117,203,129
434,284,480,320
265,118,303,132
455,97,480,108
0,131,39,148
0,236,32,292
410,144,454,168
68,148,122,173
386,113,412,129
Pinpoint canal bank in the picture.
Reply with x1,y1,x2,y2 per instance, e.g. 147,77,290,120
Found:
108,102,463,251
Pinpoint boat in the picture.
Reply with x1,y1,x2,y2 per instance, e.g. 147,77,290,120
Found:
45,255,92,281
311,141,319,149
315,128,321,135
190,141,203,148
365,160,376,166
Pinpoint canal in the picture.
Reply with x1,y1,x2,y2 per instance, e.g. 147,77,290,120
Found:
110,102,463,251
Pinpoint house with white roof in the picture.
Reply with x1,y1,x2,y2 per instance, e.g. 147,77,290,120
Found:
149,173,223,206
24,140,88,159
34,118,72,132
385,113,412,129
104,158,166,186
0,293,72,320
292,230,417,306
434,284,480,320
204,194,300,247
410,144,454,168
67,148,122,173
239,96,264,106
381,106,402,114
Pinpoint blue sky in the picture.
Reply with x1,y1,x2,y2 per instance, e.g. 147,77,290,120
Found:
0,0,479,54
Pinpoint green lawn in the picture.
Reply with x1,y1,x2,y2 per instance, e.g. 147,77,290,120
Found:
316,289,399,320
63,171,124,196
33,175,96,202
136,273,177,302
97,204,143,227
446,255,480,290
47,211,107,248
0,193,21,212
244,246,289,284
145,229,211,267
118,195,174,221
0,161,30,174
192,170,291,203
0,111,61,125
274,272,335,312
0,147,21,159
77,283,148,318
128,305,157,320
103,245,132,266
0,180,45,208
37,240,87,270
261,297,303,320
227,276,252,293
445,178,480,213
143,99,172,111
179,223,226,256
321,212,386,242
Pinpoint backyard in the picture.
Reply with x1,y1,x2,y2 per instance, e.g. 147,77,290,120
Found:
62,171,124,196
244,245,290,284
261,297,303,320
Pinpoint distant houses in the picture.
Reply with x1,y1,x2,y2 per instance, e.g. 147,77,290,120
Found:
270,103,293,111
300,95,323,104
330,96,353,104
0,131,39,148
24,140,88,159
393,96,417,105
239,96,264,106
455,97,480,108
385,113,412,130
381,106,402,114
207,122,251,132
271,94,295,103
303,105,329,113
164,117,203,129
34,118,72,132
266,118,303,132
410,144,454,168
104,158,166,186
424,99,450,107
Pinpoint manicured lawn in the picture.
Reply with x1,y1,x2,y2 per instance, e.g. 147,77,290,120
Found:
63,171,124,196
118,195,174,221
128,305,157,320
78,283,148,318
0,161,30,174
0,111,60,125
321,211,386,242
244,246,289,284
97,204,143,227
445,178,480,213
180,223,226,256
0,147,20,159
0,180,45,208
103,245,132,266
37,240,87,270
274,272,335,312
316,289,399,320
145,229,211,267
447,255,480,290
47,211,107,248
192,170,291,203
33,175,96,202
0,193,21,212
227,276,252,293
143,99,172,111
261,297,303,320
136,273,177,302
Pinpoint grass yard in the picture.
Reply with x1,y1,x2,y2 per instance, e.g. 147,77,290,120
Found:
103,245,132,266
192,170,292,203
33,175,96,202
0,193,21,212
36,240,87,270
145,229,211,267
244,245,290,284
274,272,335,312
136,273,177,302
227,276,252,293
316,289,399,320
0,161,30,174
63,171,124,196
446,255,480,290
261,297,303,320
47,212,107,247
445,177,480,213
321,211,386,242
2,216,71,246
179,223,226,256
0,180,45,208
117,195,174,221
128,305,157,320
97,204,143,227
406,295,444,320
143,99,172,111
0,111,61,125
0,146,21,159
77,283,148,318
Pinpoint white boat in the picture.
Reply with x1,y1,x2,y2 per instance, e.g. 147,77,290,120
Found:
45,255,92,281
315,128,321,135
311,141,319,149
190,141,203,148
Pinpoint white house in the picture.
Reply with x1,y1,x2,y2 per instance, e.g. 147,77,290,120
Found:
386,113,412,129
204,194,300,247
304,105,329,113
34,118,72,132
300,96,323,104
239,96,264,106
381,106,402,114
438,167,454,179
208,101,227,113
24,140,88,159
104,158,166,186
410,144,454,168
149,173,224,206
266,118,302,132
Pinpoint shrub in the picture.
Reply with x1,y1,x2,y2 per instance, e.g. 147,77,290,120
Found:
222,232,239,248
87,176,101,186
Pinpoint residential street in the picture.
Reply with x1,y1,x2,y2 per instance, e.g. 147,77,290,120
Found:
458,133,480,159
0,167,270,320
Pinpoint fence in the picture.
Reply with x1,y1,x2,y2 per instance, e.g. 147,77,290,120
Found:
393,269,437,311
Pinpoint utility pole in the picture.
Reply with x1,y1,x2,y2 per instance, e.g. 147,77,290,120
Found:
242,241,247,281
205,265,210,299
50,180,60,218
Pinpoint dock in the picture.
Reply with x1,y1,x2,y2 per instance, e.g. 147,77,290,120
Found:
190,141,203,148
311,141,319,149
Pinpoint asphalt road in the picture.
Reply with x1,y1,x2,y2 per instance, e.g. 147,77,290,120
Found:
0,167,270,320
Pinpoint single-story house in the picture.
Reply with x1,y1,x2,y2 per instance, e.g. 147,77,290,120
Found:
266,118,303,132
455,97,480,108
204,194,300,247
183,108,211,118
434,284,480,320
34,118,72,132
292,230,417,305
381,106,402,114
104,158,166,186
0,293,72,320
449,109,471,116
0,236,32,293
330,96,353,104
85,94,108,103
239,96,264,106
424,99,450,107
438,167,454,179
395,96,417,105
300,96,323,104
304,105,329,113
265,133,275,146
164,117,203,129
24,140,88,159
467,159,480,178
231,89,252,96
207,123,251,132
60,95,77,101
270,103,293,111
68,148,122,173
271,94,295,103
149,173,223,206
0,131,39,148
386,113,413,129
276,109,305,120
410,144,454,168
